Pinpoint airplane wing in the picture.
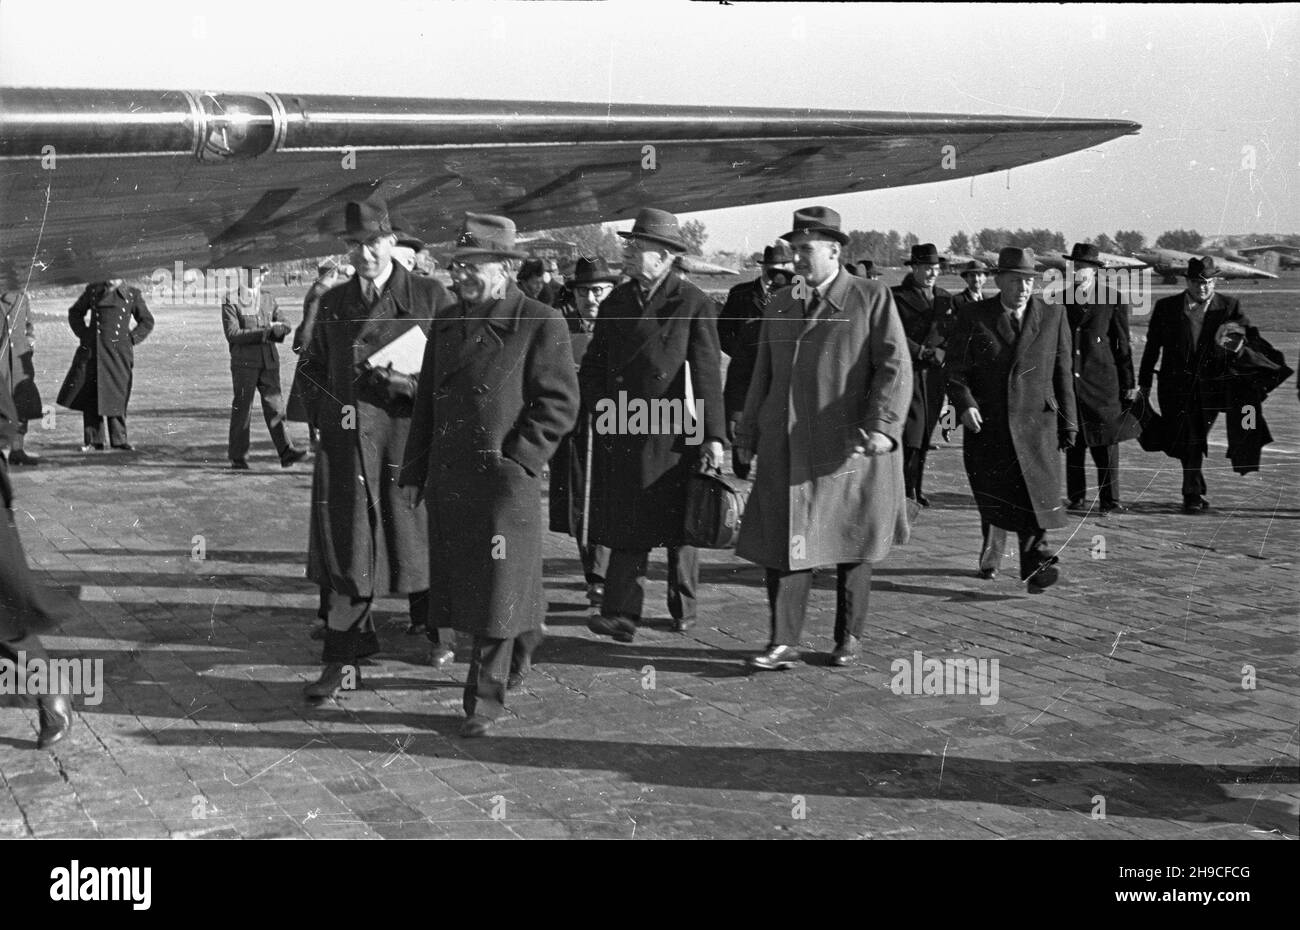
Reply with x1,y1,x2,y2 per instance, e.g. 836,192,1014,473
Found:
1236,244,1300,257
0,88,1140,286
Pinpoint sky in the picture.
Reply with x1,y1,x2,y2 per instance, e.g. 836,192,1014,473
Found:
2,0,1297,254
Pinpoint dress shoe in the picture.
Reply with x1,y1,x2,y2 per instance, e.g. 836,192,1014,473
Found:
460,715,494,738
37,694,73,749
829,636,860,668
1025,558,1061,593
507,656,531,691
80,444,104,452
405,621,427,636
748,644,801,671
8,449,40,466
280,446,308,468
425,646,455,669
1099,500,1127,514
1182,496,1210,514
231,459,250,470
111,443,134,452
588,614,636,643
977,567,998,580
1066,497,1086,512
303,663,359,700
672,616,696,633
585,582,604,607
915,493,930,508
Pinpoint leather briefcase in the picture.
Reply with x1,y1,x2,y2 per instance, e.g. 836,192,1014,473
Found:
683,465,750,550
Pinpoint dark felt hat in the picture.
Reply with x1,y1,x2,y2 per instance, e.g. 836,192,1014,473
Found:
780,206,849,245
956,258,991,276
343,196,398,238
452,213,529,261
571,257,620,286
996,247,1038,276
759,241,795,265
905,243,943,266
1187,256,1225,280
617,207,689,253
1068,242,1104,267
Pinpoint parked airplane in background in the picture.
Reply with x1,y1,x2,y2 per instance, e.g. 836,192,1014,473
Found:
1133,247,1278,283
0,87,1139,287
943,248,1146,273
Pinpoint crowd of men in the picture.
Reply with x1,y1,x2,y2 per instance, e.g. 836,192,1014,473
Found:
0,195,1294,744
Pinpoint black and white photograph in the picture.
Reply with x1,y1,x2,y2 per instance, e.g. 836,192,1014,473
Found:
0,0,1296,875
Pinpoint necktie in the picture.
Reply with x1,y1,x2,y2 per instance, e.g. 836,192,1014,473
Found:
805,290,821,319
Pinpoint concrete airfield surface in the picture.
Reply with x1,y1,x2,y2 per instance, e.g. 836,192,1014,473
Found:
0,279,1296,839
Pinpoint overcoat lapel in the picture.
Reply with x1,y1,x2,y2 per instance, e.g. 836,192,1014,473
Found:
432,288,523,388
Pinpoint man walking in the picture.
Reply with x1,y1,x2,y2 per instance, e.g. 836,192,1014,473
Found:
735,206,912,670
945,247,1078,589
401,213,578,738
579,208,725,643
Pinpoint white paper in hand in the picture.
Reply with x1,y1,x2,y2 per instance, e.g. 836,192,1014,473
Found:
365,326,427,376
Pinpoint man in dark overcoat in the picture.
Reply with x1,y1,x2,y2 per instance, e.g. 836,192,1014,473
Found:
0,381,74,748
892,243,955,505
1061,243,1137,513
222,264,307,469
400,213,578,738
951,259,991,312
945,248,1078,590
735,206,912,671
298,197,456,699
286,260,341,450
578,208,726,644
717,241,794,479
61,278,154,450
1137,257,1265,513
548,257,620,606
1,274,42,465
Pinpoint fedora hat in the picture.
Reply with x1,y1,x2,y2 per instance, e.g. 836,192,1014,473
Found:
342,196,398,238
518,258,546,279
996,247,1038,276
617,207,688,253
1067,242,1104,267
758,241,795,266
904,243,943,266
452,213,529,262
1187,256,1225,280
570,257,620,286
780,206,849,245
956,258,991,276
850,260,880,278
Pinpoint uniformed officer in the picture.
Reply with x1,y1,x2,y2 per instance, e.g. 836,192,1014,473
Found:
1,271,42,465
222,265,307,469
60,278,154,451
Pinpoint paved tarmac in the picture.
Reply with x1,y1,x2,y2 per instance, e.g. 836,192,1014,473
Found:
0,295,1296,839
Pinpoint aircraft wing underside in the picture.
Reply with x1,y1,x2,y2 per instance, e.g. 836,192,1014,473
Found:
0,88,1140,285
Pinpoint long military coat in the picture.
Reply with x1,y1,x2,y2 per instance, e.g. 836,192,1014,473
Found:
891,277,955,449
735,270,912,571
300,263,452,599
1138,292,1249,458
63,282,154,417
578,273,726,549
945,296,1078,532
1066,294,1135,447
400,286,578,639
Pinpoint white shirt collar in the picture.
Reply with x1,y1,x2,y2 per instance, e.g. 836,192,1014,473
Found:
366,261,395,297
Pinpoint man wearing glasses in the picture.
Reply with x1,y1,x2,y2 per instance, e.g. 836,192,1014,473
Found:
402,214,578,738
579,208,726,644
298,196,456,701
